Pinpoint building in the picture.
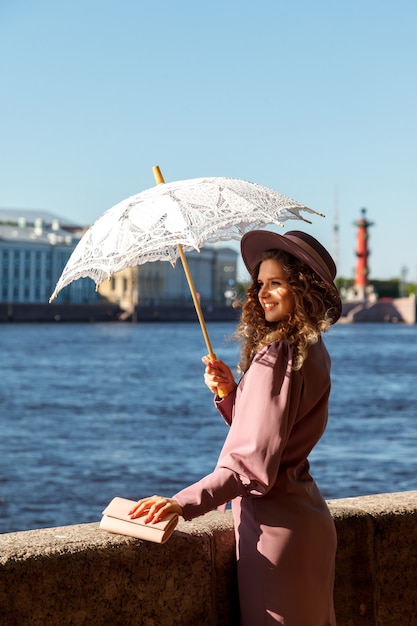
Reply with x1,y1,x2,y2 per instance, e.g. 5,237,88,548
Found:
97,246,238,314
0,209,97,304
0,209,238,312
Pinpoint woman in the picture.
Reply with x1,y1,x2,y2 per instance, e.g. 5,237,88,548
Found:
129,229,342,625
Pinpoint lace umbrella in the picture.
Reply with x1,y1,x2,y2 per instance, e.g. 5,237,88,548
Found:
50,166,323,359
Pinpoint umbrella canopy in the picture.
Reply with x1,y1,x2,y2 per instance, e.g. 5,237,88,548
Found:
50,166,324,377
50,169,322,301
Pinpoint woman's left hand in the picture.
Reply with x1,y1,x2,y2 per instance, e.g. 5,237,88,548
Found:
201,356,236,398
128,495,183,524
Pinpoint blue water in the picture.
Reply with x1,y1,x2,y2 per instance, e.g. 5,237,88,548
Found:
1,322,416,534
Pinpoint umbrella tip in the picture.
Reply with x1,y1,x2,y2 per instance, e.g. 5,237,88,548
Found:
153,165,165,185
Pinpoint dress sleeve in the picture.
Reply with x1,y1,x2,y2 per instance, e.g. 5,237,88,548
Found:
214,387,237,426
216,342,301,496
174,342,301,520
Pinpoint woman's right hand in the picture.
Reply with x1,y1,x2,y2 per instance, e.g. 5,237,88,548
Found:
201,356,236,398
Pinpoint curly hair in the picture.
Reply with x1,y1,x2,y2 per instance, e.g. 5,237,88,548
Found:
234,249,337,372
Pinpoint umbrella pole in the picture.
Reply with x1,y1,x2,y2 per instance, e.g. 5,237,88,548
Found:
152,165,216,360
176,243,216,358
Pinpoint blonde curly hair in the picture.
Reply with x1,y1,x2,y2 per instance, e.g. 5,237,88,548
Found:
235,249,338,372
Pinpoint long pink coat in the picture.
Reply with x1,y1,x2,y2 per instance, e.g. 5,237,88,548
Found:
174,339,337,626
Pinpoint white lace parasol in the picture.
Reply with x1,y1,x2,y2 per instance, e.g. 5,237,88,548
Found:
50,174,322,301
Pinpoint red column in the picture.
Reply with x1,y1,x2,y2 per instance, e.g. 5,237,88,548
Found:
354,208,374,289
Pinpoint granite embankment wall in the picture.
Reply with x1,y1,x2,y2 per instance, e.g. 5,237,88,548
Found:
341,297,416,324
0,303,239,323
1,298,416,324
1,491,416,626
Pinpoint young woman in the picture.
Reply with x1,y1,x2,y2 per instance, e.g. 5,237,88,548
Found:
129,229,342,625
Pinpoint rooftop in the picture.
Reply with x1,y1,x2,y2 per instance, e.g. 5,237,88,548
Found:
0,208,82,230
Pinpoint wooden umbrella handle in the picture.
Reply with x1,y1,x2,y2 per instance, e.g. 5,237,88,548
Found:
152,166,226,397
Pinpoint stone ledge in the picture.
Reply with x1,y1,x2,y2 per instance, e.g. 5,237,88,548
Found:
1,493,416,626
329,491,417,626
0,511,237,626
0,511,233,561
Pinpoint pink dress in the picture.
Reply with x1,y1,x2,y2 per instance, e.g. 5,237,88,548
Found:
174,339,337,626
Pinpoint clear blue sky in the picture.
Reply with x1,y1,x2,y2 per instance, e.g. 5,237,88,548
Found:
1,0,416,281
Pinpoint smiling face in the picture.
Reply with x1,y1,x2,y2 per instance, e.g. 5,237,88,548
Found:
257,258,296,323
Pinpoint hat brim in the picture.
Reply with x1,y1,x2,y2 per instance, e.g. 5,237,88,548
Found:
241,230,342,323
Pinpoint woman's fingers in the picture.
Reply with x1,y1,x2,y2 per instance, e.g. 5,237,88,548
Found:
128,496,182,523
128,496,158,518
201,357,236,398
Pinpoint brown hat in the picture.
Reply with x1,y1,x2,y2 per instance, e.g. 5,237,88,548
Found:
241,230,342,323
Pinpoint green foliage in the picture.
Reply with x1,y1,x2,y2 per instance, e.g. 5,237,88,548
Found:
335,277,354,291
370,279,400,299
335,277,415,298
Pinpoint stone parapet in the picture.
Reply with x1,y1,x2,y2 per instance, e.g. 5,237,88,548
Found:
330,491,417,626
340,297,416,324
0,491,416,625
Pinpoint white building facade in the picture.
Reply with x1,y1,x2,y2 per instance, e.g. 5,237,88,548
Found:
0,210,97,304
0,209,238,308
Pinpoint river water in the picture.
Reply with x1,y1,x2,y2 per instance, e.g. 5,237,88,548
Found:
1,321,416,533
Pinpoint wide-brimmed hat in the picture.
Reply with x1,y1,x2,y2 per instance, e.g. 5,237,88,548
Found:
241,229,342,323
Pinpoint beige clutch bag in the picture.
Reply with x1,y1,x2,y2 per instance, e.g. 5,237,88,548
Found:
100,497,179,544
